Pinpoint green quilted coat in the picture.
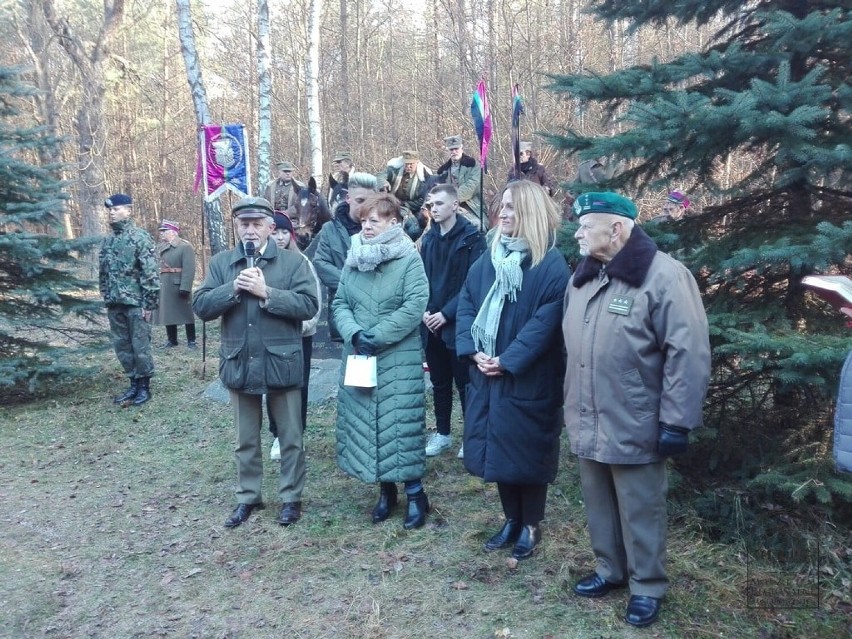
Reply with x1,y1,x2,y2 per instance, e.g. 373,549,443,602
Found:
332,248,429,484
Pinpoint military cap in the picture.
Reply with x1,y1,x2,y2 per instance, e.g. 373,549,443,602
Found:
104,193,132,208
332,150,353,162
519,141,533,153
402,150,419,162
275,161,297,171
572,192,638,220
232,196,274,219
158,219,180,232
443,135,463,149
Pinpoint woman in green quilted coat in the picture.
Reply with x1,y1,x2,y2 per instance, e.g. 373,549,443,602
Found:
332,192,431,529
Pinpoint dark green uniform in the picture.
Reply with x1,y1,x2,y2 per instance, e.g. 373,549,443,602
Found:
99,219,160,379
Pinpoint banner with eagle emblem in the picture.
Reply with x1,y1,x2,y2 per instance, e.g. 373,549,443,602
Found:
196,124,251,201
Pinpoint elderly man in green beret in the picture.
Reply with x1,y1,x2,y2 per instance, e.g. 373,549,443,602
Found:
562,192,711,627
193,196,319,529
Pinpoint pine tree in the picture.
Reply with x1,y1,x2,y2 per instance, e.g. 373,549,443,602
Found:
547,3,852,502
0,65,102,395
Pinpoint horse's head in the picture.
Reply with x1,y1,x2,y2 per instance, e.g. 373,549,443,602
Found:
329,171,349,212
292,176,330,249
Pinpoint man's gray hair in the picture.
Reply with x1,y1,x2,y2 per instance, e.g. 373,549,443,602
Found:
348,171,378,192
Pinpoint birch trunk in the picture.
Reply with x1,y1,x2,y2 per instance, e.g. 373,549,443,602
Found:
175,0,226,255
306,0,323,184
256,0,271,191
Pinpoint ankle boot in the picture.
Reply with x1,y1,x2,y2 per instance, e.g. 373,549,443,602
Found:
484,519,522,551
132,377,151,405
511,524,542,560
372,482,398,523
114,378,139,404
403,490,430,530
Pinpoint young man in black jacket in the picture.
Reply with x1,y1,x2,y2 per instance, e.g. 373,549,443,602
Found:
420,184,487,457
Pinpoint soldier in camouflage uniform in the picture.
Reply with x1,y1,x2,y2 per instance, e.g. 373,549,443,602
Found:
99,193,160,405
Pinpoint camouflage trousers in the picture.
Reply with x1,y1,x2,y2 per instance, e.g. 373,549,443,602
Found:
107,305,154,378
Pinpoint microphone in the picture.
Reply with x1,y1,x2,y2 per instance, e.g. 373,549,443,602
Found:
244,241,256,269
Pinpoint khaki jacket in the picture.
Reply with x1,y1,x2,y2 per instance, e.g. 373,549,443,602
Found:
193,241,319,395
562,226,710,464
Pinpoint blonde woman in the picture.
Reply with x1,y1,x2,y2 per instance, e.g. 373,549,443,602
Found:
456,180,571,559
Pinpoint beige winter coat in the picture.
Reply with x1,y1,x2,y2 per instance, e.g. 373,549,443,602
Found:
562,226,711,464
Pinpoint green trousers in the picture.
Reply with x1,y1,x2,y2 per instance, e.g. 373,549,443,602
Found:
107,305,154,378
578,458,669,599
230,389,306,505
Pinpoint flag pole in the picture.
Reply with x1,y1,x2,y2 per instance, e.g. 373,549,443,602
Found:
470,77,492,232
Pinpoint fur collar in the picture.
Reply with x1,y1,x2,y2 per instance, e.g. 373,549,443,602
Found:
573,225,658,288
437,154,476,174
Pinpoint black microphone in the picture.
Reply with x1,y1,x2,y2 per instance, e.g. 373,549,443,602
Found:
244,241,256,269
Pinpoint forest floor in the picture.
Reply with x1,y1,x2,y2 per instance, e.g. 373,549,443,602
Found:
1,328,850,639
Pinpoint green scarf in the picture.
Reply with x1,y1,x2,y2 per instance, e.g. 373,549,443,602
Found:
470,235,529,357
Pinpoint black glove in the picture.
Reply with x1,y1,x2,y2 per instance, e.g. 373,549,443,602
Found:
353,331,378,356
179,290,190,299
657,423,690,456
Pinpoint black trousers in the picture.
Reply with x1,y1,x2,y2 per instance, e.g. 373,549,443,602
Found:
424,331,468,436
497,482,548,526
269,335,313,435
166,323,196,344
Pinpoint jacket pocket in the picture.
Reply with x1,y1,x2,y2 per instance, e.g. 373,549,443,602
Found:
620,368,655,420
265,343,303,390
219,345,247,389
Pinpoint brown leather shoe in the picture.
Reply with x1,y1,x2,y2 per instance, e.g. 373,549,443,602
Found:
277,501,302,526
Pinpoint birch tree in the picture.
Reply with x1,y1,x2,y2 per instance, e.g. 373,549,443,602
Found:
256,0,271,191
306,0,323,183
175,0,226,255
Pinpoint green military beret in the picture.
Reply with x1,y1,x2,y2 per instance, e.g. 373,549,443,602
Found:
572,191,638,220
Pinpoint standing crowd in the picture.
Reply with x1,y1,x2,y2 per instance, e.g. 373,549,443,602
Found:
98,135,709,628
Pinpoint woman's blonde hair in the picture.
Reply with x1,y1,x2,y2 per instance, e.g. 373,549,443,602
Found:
493,180,560,266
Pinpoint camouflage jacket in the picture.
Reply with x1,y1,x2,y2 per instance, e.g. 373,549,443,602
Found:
99,219,160,310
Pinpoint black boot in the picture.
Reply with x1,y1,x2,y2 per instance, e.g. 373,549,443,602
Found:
403,490,430,530
484,519,522,551
511,524,542,560
132,377,151,405
113,378,138,404
372,482,398,523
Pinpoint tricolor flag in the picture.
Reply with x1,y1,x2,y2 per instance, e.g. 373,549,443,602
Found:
470,79,493,173
196,124,251,201
511,84,525,177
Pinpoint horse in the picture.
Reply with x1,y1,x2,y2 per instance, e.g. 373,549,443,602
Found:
327,171,348,213
291,176,331,250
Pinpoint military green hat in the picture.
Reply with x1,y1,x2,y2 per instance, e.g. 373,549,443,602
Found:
232,196,273,219
332,150,353,162
572,192,637,220
275,161,296,171
402,150,419,162
443,135,463,149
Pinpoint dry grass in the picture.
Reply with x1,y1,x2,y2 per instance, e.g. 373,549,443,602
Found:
0,334,849,639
